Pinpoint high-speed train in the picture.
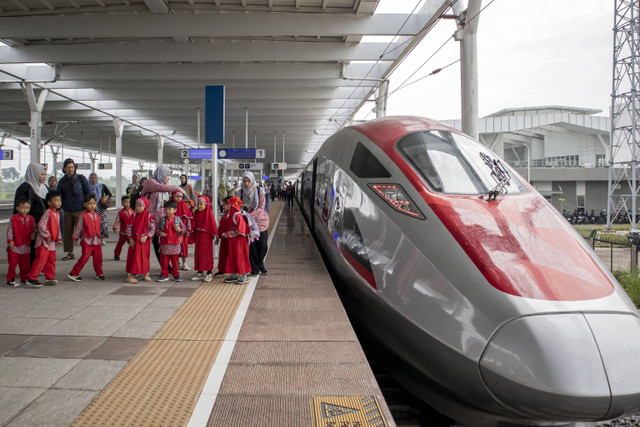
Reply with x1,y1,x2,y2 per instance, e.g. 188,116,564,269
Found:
296,116,640,426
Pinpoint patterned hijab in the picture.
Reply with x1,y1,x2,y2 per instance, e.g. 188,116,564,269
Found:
194,196,217,236
228,196,243,212
133,197,151,235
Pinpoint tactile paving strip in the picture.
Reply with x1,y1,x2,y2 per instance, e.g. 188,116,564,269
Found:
72,201,284,427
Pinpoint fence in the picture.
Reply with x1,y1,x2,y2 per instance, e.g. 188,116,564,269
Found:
579,229,638,273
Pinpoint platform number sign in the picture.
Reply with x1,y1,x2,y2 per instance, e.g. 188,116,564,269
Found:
0,149,14,160
180,149,189,159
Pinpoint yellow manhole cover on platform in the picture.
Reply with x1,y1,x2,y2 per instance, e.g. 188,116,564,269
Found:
311,396,388,427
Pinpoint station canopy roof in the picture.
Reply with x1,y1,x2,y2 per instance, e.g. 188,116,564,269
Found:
0,0,449,168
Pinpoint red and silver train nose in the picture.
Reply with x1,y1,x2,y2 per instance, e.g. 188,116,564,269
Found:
479,313,640,421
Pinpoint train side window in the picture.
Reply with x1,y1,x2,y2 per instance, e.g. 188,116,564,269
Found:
350,142,391,178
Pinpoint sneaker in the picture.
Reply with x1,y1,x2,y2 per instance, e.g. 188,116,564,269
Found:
172,276,182,282
224,274,239,283
213,271,225,277
156,276,169,282
191,272,204,281
143,274,152,282
260,268,268,274
95,275,106,281
67,274,82,282
235,274,250,285
24,278,43,288
203,273,213,282
125,276,138,284
44,279,57,286
5,280,19,287
114,256,120,261
182,262,191,272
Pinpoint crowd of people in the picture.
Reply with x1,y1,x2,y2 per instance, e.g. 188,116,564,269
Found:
7,161,275,288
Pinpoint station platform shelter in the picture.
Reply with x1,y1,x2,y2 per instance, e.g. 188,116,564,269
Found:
0,201,393,427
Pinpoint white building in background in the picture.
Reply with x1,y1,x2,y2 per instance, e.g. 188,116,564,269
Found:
444,106,620,214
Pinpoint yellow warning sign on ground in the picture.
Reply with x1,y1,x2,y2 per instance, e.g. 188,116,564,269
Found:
311,396,388,427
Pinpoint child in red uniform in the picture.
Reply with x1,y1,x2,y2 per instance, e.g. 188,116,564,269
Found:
68,194,104,281
26,191,62,287
156,200,185,282
125,197,155,284
219,196,251,285
172,191,193,272
191,196,218,282
113,195,134,261
6,197,36,287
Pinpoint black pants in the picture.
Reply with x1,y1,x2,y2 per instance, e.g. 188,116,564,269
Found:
249,230,268,274
152,235,161,263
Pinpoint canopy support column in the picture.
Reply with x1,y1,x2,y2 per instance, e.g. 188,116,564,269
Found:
114,118,125,208
22,83,49,164
156,135,164,166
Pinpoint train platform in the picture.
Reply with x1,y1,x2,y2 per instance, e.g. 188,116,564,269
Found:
0,201,393,427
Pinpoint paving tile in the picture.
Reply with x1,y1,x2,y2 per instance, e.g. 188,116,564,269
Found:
7,304,85,319
0,387,47,426
0,357,80,388
86,337,148,361
161,287,197,297
0,318,61,335
90,294,159,307
110,285,165,296
6,336,106,359
112,319,165,339
42,293,105,307
148,296,188,308
42,318,129,337
0,335,34,356
133,306,179,322
54,359,127,391
68,305,143,321
6,388,99,427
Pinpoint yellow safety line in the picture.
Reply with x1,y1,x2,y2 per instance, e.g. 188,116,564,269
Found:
73,201,285,427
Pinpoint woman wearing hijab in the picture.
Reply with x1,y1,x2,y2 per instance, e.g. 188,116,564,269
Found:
140,166,187,262
14,163,49,264
89,173,112,246
178,174,197,203
236,171,270,276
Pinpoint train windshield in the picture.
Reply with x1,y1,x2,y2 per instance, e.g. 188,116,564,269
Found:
396,131,526,195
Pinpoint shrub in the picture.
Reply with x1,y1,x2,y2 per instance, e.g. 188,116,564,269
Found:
613,270,640,308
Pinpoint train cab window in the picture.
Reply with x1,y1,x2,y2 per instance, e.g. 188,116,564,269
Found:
397,131,525,195
350,142,391,178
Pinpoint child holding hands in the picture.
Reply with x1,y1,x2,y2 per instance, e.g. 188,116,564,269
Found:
26,191,63,287
156,200,185,282
125,197,155,284
191,196,218,282
113,195,134,261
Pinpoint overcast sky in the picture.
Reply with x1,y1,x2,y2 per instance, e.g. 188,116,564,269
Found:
367,0,614,121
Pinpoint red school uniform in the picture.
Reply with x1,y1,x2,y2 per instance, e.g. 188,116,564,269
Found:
158,214,185,278
28,208,61,281
217,199,250,275
113,207,134,258
126,198,156,276
70,211,103,276
6,213,35,283
173,193,193,257
193,196,218,272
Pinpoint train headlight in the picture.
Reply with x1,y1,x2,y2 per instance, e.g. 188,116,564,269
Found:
368,184,425,220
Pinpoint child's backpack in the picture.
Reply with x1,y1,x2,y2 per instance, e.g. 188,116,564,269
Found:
237,211,260,242
159,215,181,232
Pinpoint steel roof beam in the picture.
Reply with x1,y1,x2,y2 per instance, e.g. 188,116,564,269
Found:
0,13,426,39
0,41,400,64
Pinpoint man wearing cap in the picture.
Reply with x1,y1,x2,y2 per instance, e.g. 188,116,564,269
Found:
57,158,92,260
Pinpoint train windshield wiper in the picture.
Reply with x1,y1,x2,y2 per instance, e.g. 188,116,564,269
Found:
479,153,511,201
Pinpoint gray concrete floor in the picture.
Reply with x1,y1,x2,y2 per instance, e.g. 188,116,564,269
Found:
0,209,203,426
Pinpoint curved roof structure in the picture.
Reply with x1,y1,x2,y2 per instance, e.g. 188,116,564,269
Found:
0,0,450,167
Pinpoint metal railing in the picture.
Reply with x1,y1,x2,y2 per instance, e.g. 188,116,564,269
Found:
580,229,638,273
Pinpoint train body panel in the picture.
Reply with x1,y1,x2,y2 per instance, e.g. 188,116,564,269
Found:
297,117,640,425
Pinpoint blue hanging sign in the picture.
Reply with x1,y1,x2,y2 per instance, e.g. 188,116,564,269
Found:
205,85,225,144
217,148,259,159
189,149,213,159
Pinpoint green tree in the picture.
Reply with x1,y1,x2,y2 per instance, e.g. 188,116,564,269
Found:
1,167,20,182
